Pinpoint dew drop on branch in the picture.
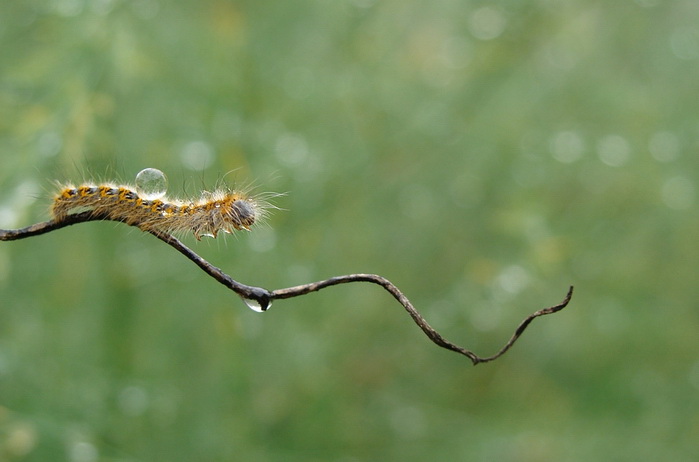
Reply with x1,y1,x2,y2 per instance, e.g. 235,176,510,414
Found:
241,297,271,312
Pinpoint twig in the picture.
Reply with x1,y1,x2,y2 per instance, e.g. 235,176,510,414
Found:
1,214,573,365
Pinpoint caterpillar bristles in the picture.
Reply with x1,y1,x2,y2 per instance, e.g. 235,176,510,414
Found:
51,170,275,240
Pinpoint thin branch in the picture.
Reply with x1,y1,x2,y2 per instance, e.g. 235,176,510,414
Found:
1,214,573,365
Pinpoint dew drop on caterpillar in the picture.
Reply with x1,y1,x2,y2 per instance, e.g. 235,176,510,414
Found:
135,167,168,200
51,168,273,240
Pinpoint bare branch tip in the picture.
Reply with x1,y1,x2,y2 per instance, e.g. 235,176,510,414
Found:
550,285,575,313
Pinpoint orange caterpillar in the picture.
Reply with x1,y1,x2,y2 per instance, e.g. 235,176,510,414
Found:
51,182,267,240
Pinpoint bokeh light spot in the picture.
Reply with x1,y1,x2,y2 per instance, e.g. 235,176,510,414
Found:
180,141,215,171
550,131,585,163
469,7,506,41
648,131,680,162
661,176,695,210
597,135,630,167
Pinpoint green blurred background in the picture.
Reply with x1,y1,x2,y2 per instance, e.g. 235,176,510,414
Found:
1,1,698,460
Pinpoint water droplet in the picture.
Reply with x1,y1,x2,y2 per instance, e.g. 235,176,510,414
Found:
242,297,271,312
135,168,168,200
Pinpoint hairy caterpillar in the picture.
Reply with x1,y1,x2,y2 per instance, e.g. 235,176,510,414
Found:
51,168,271,239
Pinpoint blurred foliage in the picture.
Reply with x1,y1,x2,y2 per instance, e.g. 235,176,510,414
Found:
1,0,699,461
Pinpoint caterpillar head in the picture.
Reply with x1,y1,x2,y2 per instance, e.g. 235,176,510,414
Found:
229,199,257,230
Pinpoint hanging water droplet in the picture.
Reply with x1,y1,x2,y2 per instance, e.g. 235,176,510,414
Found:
135,168,168,200
242,297,272,312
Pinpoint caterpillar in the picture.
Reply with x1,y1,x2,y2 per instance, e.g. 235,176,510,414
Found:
50,168,271,239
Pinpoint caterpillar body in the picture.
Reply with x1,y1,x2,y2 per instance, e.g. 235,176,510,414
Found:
51,169,269,239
